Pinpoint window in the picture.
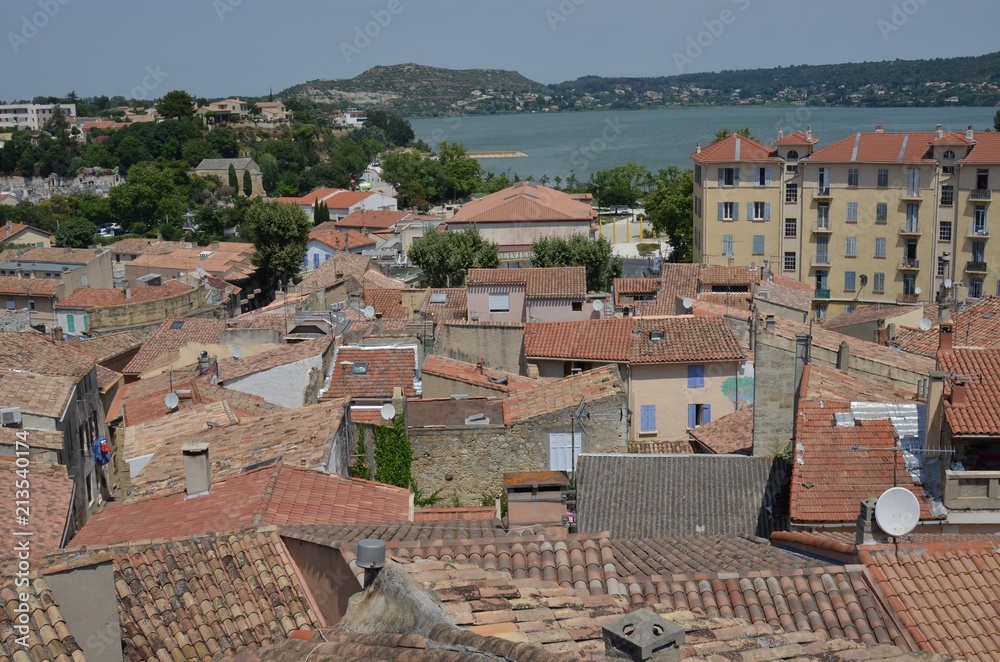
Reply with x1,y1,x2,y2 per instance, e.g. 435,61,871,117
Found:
687,365,705,388
905,203,919,232
755,167,771,186
973,206,988,235
723,201,738,220
877,168,890,187
970,277,984,299
488,293,510,312
750,202,771,221
718,167,738,187
937,256,949,278
943,149,956,160
21,272,30,279
876,202,888,223
942,165,955,175
694,165,702,185
845,305,856,314
752,235,765,255
817,167,830,194
817,203,830,229
548,432,582,472
27,299,35,311
4,299,13,310
875,237,887,258
845,236,857,257
687,404,712,429
722,235,734,257
814,304,827,323
939,221,952,242
785,183,798,203
873,272,885,293
787,150,799,161
783,252,797,272
313,253,319,268
81,274,88,287
694,196,701,217
846,202,858,222
571,301,583,312
784,218,797,238
640,405,657,433
940,185,954,206
847,168,859,187
350,362,369,375
786,163,799,174
844,271,856,291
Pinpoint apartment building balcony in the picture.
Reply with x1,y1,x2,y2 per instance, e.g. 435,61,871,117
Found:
896,293,921,304
814,187,833,200
901,190,923,202
967,226,990,238
944,470,1000,510
814,288,831,299
898,258,920,271
811,254,831,267
966,260,988,274
899,224,922,237
970,189,992,202
811,222,832,234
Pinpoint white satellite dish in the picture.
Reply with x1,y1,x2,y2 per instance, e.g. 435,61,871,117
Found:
232,345,243,359
682,297,694,310
592,300,604,312
196,264,204,276
944,278,953,289
919,318,933,331
875,486,920,537
363,306,376,319
914,287,922,295
164,392,180,410
380,403,396,420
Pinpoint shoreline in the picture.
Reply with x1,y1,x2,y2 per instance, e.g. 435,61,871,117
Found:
468,151,527,159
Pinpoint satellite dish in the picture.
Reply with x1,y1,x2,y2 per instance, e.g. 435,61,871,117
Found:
380,403,396,420
196,264,204,276
875,486,920,537
682,297,694,310
914,287,922,295
363,306,376,319
944,278,953,289
592,300,604,312
164,392,180,410
232,345,243,359
919,318,933,331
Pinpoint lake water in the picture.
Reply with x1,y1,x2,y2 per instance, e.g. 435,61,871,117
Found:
410,107,998,182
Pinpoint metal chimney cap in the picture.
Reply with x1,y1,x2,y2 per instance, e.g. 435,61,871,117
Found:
357,539,386,569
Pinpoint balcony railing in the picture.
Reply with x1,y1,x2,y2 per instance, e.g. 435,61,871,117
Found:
901,190,923,201
970,188,992,201
811,254,831,267
899,224,921,236
814,288,831,299
815,187,832,199
968,226,990,238
812,222,832,234
898,258,920,271
945,470,1000,510
966,260,988,273
896,293,920,304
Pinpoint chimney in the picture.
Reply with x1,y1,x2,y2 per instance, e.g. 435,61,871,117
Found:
357,539,387,588
53,326,64,342
938,320,954,356
855,497,878,545
182,442,211,497
125,288,132,299
603,610,684,662
476,359,484,374
936,124,943,139
925,370,947,453
695,142,701,154
951,379,968,407
837,341,850,370
967,125,974,141
197,350,211,374
875,125,883,133
794,335,810,396
777,125,784,140
806,125,812,140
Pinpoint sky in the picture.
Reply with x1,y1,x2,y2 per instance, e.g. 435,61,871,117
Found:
3,0,999,101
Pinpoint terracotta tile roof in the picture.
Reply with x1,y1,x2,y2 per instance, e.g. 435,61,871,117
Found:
826,304,920,330
0,275,61,296
691,133,780,164
451,182,596,224
125,400,241,460
217,335,332,384
412,507,498,522
613,278,659,306
71,463,411,546
1,221,52,242
467,267,587,298
0,331,95,379
0,458,72,561
792,399,934,524
325,189,380,210
335,209,410,231
45,529,319,661
939,348,1000,436
504,470,569,488
0,369,76,418
309,224,377,251
696,291,752,307
802,364,918,402
126,399,346,499
958,131,1000,164
362,287,408,318
128,248,256,282
525,318,633,362
504,364,623,424
421,354,537,394
807,131,936,164
698,265,760,288
108,237,187,256
421,287,467,321
898,297,1000,359
95,364,121,392
660,263,701,301
297,252,372,292
359,268,406,290
5,246,104,265
282,187,342,205
689,405,753,454
773,130,819,146
773,529,1000,555
55,281,192,308
626,439,697,453
860,539,1000,662
324,346,419,399
755,273,814,313
280,519,514,545
122,317,227,376
0,425,63,451
0,575,85,661
75,330,143,363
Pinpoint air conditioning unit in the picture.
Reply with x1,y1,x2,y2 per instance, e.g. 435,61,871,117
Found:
0,407,22,427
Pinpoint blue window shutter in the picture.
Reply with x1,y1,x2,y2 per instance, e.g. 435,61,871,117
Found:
718,169,724,186
66,315,75,333
765,168,772,186
733,203,739,221
313,253,319,268
765,202,772,220
688,404,697,429
718,202,724,220
83,314,89,332
640,405,656,433
733,169,740,186
688,365,705,388
747,202,753,219
703,404,712,425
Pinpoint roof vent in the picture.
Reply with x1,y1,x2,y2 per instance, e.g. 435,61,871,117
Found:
603,610,684,662
182,442,211,498
649,330,664,341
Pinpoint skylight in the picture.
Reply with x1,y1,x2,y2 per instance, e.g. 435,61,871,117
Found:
351,362,369,375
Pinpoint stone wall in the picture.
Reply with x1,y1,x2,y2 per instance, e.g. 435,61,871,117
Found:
752,335,800,457
434,323,526,376
0,310,30,332
72,285,205,330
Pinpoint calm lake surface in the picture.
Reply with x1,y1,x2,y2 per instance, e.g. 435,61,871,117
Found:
410,107,999,181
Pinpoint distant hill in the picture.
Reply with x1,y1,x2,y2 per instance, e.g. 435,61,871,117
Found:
281,52,1000,116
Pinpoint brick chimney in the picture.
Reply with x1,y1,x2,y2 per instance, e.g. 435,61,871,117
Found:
951,379,968,407
53,326,64,342
182,442,211,497
938,320,954,356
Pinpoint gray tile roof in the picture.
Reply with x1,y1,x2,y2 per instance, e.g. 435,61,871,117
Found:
575,454,787,539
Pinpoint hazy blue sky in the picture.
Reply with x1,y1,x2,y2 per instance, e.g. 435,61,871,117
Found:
3,0,998,100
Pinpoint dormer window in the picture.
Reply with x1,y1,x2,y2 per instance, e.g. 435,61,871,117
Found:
943,149,956,160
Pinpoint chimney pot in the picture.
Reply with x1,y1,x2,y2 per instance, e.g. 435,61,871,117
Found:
837,341,850,370
967,125,975,141
357,538,387,588
695,142,701,154
777,125,784,140
938,320,954,356
806,125,812,140
182,442,211,497
875,125,883,133
951,379,968,406
53,326,64,342
603,610,684,662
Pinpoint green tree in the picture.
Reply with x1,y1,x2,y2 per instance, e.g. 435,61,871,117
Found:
243,169,253,197
240,200,312,296
408,225,500,288
228,163,238,191
645,167,694,263
437,141,484,201
55,217,97,248
712,127,758,143
386,114,415,147
313,201,330,224
995,110,1000,132
206,126,239,158
155,90,195,120
588,162,649,208
531,234,623,292
181,138,217,167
